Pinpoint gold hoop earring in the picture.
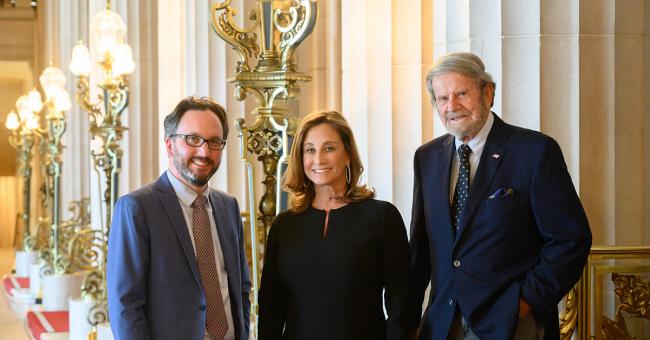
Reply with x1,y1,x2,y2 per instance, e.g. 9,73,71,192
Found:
345,165,351,184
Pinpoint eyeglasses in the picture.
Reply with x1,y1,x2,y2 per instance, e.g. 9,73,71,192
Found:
170,134,227,150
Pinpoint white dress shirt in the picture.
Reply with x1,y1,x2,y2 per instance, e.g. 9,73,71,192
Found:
166,170,235,340
449,113,495,203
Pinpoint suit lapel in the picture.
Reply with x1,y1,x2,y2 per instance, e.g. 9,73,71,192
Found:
454,114,508,248
155,174,202,288
427,135,456,243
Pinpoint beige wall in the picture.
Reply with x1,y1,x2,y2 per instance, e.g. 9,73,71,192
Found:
0,79,22,176
0,4,36,62
0,176,19,247
0,3,38,247
0,1,37,177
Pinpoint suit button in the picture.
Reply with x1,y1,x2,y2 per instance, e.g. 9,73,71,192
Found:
199,304,206,311
448,298,454,306
453,260,461,268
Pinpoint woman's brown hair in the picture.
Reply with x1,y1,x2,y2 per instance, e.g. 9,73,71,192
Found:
283,111,374,213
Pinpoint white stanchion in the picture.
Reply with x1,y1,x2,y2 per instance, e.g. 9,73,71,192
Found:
97,322,114,340
29,264,42,297
41,273,84,311
41,333,70,340
9,287,37,317
15,251,39,277
69,298,93,340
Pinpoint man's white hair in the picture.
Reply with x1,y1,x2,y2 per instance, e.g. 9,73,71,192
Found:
425,52,496,107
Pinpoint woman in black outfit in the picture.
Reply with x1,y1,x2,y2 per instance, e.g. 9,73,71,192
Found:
258,111,413,340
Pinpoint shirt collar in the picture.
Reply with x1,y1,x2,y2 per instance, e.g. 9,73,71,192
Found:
166,170,210,207
454,112,494,151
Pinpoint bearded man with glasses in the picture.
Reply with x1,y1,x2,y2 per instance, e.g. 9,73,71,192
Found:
108,96,251,340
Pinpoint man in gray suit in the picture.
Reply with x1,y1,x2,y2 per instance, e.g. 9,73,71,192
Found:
107,96,251,340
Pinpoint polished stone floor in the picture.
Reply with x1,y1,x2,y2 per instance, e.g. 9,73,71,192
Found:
0,247,30,340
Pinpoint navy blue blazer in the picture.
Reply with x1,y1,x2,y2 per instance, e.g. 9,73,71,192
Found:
107,173,251,340
409,114,591,340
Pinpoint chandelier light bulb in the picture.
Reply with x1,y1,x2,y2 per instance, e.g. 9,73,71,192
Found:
16,95,30,114
69,42,93,76
26,115,39,130
18,109,32,121
112,43,136,76
91,9,127,58
54,89,72,112
27,88,44,113
5,111,20,130
39,66,66,100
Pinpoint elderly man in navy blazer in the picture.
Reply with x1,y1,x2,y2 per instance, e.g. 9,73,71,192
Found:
409,52,592,340
108,96,251,340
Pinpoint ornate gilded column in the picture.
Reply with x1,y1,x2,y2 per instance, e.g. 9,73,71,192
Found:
68,0,135,334
16,133,36,249
210,0,317,334
34,65,72,277
5,91,47,252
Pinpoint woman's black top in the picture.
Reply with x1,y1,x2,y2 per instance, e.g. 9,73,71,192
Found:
258,199,412,340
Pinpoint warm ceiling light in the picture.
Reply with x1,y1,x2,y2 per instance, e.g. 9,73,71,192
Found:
16,95,31,119
25,114,39,130
54,89,72,112
39,66,67,101
69,42,93,76
5,111,19,130
27,88,43,113
112,44,136,76
91,9,127,58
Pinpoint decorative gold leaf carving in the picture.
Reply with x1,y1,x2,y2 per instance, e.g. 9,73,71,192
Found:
612,273,650,318
210,1,260,72
601,273,650,339
559,287,578,340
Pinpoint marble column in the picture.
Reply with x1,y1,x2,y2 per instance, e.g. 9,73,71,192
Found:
156,0,251,200
297,0,342,114
121,0,160,190
578,0,650,245
338,0,438,220
433,0,650,245
342,0,390,202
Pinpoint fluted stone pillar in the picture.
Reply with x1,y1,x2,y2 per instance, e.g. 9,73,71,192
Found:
156,0,185,174
156,0,250,200
297,0,342,114
121,0,160,191
578,0,650,245
341,0,394,203
339,0,438,220
432,0,650,245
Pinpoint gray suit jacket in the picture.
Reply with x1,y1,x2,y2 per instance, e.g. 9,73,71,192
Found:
107,173,251,340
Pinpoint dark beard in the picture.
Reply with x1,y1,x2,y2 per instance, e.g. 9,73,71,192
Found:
173,153,217,187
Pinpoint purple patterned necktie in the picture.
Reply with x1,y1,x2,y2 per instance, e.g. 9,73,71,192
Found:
191,194,228,339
